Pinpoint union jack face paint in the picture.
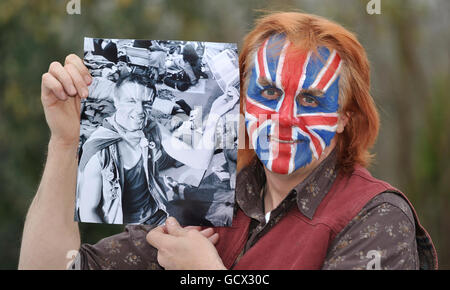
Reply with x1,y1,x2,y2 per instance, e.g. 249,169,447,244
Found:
245,35,342,174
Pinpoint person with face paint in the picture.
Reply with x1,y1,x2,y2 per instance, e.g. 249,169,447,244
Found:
148,12,436,270
245,37,342,174
19,12,437,270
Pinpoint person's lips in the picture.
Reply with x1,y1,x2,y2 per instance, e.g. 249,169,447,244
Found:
268,135,304,144
130,115,144,123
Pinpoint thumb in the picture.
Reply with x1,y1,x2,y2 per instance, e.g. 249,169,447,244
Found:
165,217,186,237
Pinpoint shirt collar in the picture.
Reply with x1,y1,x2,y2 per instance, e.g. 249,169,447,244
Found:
235,148,338,220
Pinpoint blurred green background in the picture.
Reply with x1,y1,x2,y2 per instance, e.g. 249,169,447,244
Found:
0,0,448,269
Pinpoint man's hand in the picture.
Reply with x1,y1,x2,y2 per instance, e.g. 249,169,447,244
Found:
146,217,226,270
19,54,90,269
41,54,92,147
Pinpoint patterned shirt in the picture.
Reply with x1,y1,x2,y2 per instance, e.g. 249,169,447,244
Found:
71,150,432,270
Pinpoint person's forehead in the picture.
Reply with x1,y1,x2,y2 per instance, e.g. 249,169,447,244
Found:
117,81,153,101
254,35,331,72
250,34,340,91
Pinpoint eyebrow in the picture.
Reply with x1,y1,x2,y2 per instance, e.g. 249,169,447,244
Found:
300,88,325,97
257,76,325,97
257,76,276,87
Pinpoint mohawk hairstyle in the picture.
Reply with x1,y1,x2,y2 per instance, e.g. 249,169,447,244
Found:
238,12,379,173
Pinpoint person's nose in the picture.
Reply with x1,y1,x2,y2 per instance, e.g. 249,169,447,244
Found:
277,95,296,127
133,103,144,116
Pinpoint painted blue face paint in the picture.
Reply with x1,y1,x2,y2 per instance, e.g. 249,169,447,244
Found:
245,35,342,174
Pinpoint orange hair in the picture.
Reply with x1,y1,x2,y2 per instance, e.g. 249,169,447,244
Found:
237,12,379,173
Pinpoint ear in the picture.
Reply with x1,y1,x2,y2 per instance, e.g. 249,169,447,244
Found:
336,111,350,134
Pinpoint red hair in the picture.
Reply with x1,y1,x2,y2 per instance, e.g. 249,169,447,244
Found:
237,12,379,173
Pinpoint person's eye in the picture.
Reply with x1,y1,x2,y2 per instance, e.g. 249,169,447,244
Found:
261,87,283,100
298,95,319,107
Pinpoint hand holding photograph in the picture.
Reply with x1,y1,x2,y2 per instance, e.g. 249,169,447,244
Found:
75,38,240,226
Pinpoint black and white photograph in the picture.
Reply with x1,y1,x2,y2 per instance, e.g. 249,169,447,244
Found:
75,38,240,226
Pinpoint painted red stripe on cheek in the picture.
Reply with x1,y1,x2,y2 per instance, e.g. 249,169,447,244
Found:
246,98,274,117
300,116,339,127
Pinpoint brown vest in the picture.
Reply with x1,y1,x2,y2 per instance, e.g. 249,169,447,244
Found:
214,165,438,269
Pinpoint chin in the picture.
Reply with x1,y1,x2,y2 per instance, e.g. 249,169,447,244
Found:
132,125,144,132
257,143,315,175
130,119,146,130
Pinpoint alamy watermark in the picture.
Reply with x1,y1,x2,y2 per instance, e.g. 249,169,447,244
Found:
367,0,381,15
66,249,79,269
66,0,380,16
66,0,81,15
366,250,382,270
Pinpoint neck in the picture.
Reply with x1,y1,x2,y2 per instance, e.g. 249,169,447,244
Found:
263,141,336,213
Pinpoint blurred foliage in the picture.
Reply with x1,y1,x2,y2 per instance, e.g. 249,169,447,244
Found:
0,0,448,269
